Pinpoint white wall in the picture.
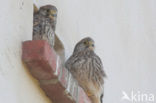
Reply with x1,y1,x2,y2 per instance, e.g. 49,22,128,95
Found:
35,0,156,103
0,0,51,103
0,0,155,103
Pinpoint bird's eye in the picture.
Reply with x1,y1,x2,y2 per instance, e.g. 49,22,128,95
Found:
84,41,88,45
47,9,50,12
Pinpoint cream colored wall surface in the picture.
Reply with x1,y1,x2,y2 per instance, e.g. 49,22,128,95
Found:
0,0,156,103
35,0,156,103
0,0,50,103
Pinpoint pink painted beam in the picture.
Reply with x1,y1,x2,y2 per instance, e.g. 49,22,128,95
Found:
22,40,91,103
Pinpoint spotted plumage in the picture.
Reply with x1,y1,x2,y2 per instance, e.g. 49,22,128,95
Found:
65,37,106,103
33,5,57,47
33,4,65,68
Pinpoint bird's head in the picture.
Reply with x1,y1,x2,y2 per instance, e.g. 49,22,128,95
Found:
39,5,57,19
73,37,95,54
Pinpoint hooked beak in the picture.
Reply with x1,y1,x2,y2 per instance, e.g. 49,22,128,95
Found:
49,15,54,20
88,41,95,50
49,10,57,19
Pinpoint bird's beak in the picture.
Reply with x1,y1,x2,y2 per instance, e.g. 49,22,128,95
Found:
49,10,57,19
88,41,95,50
50,10,57,16
49,15,54,20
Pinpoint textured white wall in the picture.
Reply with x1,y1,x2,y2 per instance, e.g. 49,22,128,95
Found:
35,0,156,103
0,0,156,103
0,0,50,103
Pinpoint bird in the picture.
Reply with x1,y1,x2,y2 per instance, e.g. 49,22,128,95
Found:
65,37,106,103
33,4,65,65
33,5,57,48
33,4,38,14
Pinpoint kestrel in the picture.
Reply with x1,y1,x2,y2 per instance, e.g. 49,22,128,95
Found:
33,5,65,64
33,5,57,47
65,37,106,103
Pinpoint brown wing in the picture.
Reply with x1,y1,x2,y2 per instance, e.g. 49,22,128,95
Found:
33,13,55,47
65,53,105,103
92,54,106,86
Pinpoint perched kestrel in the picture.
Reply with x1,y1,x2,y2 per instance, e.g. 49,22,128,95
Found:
33,5,65,64
65,37,106,103
33,5,57,47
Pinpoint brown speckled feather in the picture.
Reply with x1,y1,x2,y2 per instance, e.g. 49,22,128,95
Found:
33,5,57,48
33,12,55,47
65,37,106,103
